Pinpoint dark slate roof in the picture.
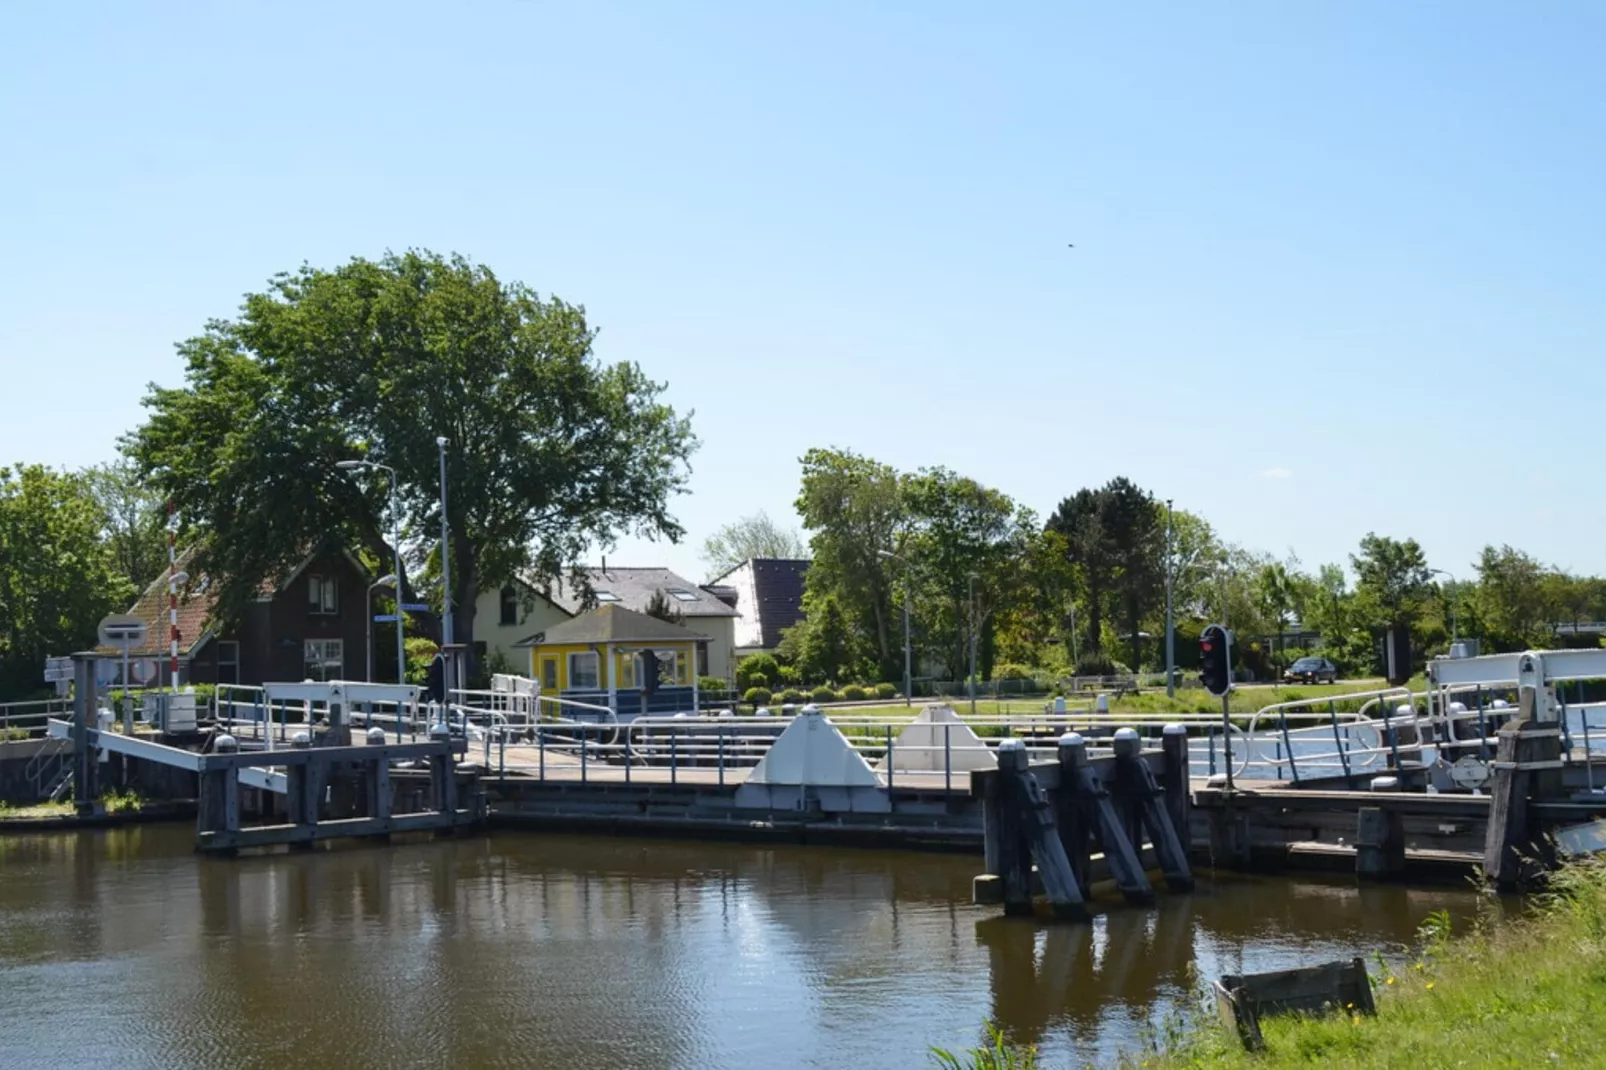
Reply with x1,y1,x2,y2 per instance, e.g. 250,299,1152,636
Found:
751,558,810,650
547,566,738,618
513,605,709,647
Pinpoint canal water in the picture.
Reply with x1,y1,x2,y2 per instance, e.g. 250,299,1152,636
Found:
0,825,1481,1069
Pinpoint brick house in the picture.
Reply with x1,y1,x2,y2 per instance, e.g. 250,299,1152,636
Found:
107,547,376,688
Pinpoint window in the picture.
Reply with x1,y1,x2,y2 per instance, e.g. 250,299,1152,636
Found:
541,658,558,690
568,651,600,689
499,585,519,626
216,641,240,685
304,639,343,682
624,650,681,689
308,574,338,615
594,591,622,603
667,589,699,603
696,643,707,677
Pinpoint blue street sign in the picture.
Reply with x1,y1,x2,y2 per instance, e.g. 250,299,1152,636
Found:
399,603,431,612
373,614,400,623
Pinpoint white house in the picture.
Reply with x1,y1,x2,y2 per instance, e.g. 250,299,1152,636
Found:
547,565,739,682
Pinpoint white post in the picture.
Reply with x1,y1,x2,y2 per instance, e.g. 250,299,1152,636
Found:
605,643,617,717
692,644,700,715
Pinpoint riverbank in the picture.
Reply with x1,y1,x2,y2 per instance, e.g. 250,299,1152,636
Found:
1113,857,1606,1069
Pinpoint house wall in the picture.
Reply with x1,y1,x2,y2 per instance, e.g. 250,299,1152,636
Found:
686,616,736,682
527,641,697,694
718,562,765,650
254,551,371,684
474,584,570,674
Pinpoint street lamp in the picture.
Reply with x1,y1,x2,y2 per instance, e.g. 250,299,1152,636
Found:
1165,498,1176,698
366,574,398,682
436,437,453,703
968,572,979,716
1429,568,1460,646
335,459,407,705
877,550,913,707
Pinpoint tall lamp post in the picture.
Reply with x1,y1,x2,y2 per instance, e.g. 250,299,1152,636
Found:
1165,498,1176,698
366,574,398,682
335,460,407,696
1429,568,1459,647
968,572,979,716
877,549,913,707
436,437,453,707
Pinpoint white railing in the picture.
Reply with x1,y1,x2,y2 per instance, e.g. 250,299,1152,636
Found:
1,697,74,741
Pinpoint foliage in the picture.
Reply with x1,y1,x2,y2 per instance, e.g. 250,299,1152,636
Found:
125,250,697,671
1351,533,1433,628
643,587,684,624
794,447,905,680
775,688,806,705
404,637,440,686
776,663,803,686
929,1023,1037,1069
1130,856,1606,1069
874,682,897,699
735,653,780,691
700,511,809,579
840,684,868,701
782,591,863,685
809,685,836,703
1074,653,1122,678
0,465,134,700
741,686,772,706
696,675,727,694
84,458,170,593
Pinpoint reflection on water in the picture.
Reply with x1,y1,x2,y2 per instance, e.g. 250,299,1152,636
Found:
0,826,1480,1069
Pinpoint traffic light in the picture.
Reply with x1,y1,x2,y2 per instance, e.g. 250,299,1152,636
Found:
1199,623,1232,697
641,651,661,696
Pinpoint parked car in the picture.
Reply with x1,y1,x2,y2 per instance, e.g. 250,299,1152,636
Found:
1283,656,1338,685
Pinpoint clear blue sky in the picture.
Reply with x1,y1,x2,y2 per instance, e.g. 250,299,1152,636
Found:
3,2,1602,584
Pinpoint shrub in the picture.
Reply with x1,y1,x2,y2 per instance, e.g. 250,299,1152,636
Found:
777,664,803,686
736,653,781,691
775,688,806,705
840,684,868,701
810,685,837,703
1073,653,1122,678
697,676,727,694
746,671,769,689
742,686,773,706
992,662,1032,681
874,682,897,699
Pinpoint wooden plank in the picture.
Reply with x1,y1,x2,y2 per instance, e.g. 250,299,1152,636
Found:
1215,957,1373,1052
197,809,476,851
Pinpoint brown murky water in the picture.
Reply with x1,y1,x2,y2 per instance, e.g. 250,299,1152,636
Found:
0,825,1480,1069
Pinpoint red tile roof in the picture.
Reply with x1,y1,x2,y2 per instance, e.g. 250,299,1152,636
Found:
101,549,218,658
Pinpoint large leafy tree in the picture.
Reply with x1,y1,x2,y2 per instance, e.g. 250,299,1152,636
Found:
1100,477,1164,671
794,447,905,680
1046,488,1111,657
127,251,697,662
84,458,169,592
901,467,1032,680
1351,533,1433,629
700,511,809,579
0,465,133,699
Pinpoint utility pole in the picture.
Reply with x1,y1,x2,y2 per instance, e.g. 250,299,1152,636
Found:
968,573,979,716
437,437,453,705
1165,498,1176,698
876,549,914,706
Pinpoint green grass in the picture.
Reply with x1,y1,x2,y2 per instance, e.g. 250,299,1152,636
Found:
1113,856,1606,1069
0,789,144,820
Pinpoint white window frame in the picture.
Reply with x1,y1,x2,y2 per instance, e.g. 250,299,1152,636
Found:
568,650,599,690
541,657,558,690
308,574,339,615
304,639,343,682
499,585,519,627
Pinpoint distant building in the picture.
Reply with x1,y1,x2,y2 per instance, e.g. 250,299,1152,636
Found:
103,546,374,688
707,558,810,658
472,577,572,671
514,604,707,717
546,566,738,681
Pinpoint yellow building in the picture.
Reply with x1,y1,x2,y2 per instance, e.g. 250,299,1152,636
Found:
515,604,709,717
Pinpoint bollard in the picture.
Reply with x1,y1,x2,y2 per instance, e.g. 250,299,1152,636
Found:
1161,724,1191,848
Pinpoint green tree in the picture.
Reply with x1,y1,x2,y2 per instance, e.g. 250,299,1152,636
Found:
794,447,905,680
643,587,684,624
780,590,860,684
126,251,697,668
901,467,1033,681
1047,488,1110,655
700,511,809,579
84,458,169,593
1351,533,1433,629
1471,544,1550,651
1100,478,1164,671
0,465,133,698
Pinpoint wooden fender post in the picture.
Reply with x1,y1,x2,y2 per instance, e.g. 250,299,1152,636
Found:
1114,727,1194,892
1064,731,1155,906
996,739,1086,920
1484,684,1562,891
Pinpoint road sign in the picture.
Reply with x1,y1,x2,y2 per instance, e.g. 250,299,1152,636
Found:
399,603,430,612
131,658,157,685
373,614,401,623
95,659,118,685
98,614,148,652
43,657,73,683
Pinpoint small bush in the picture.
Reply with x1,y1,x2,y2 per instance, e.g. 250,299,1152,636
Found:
810,685,837,703
992,662,1032,681
777,664,803,686
1074,653,1125,678
742,686,773,706
775,688,806,705
841,684,868,701
697,676,727,694
874,682,897,699
736,653,780,691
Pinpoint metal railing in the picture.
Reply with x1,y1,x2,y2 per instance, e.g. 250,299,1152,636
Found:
1,697,73,741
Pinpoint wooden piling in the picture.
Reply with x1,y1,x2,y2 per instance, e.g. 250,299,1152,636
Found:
1161,724,1191,848
996,739,1086,920
1114,728,1194,892
1484,686,1563,891
1062,733,1154,905
1355,806,1405,880
1056,734,1093,894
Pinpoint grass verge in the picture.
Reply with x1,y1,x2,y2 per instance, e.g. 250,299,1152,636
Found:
1117,856,1606,1069
0,789,145,820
